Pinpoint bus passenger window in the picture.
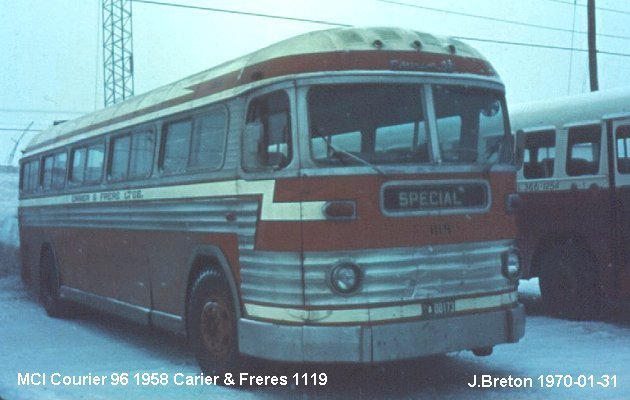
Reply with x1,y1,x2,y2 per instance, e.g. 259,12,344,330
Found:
42,156,54,190
616,125,630,174
163,121,192,173
189,109,227,170
70,148,87,183
566,125,601,176
50,152,67,189
110,135,131,180
20,163,29,192
85,143,105,183
29,160,40,191
522,130,555,179
245,91,292,170
129,131,154,178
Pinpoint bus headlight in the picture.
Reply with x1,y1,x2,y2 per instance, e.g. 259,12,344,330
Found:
502,250,521,280
330,262,362,294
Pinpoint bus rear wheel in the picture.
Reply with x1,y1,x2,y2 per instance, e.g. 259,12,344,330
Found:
187,270,239,376
539,244,599,320
39,247,69,318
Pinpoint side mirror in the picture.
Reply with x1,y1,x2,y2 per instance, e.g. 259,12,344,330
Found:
243,122,263,169
515,130,526,169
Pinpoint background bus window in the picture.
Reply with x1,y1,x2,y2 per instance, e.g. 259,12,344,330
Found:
163,121,192,173
70,148,87,184
85,143,105,183
566,125,601,176
189,109,227,170
522,130,556,179
616,125,630,174
129,131,154,179
110,135,131,180
246,91,291,169
20,159,39,192
51,152,67,189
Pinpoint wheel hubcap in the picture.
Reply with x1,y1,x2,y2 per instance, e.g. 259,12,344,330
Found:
199,299,233,359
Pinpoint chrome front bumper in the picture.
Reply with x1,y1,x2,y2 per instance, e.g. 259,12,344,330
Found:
238,303,525,363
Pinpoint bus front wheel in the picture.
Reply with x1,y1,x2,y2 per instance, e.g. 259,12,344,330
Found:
187,269,240,376
539,243,599,320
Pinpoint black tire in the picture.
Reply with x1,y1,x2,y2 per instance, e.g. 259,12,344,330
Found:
187,269,240,376
39,247,69,318
538,243,600,320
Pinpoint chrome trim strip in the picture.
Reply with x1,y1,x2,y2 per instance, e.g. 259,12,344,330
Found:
244,291,517,324
60,286,149,325
150,310,185,335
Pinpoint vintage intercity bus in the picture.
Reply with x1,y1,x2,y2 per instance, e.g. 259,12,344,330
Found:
19,27,524,374
512,88,630,319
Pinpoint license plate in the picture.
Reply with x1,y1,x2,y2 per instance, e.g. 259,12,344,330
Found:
422,300,455,316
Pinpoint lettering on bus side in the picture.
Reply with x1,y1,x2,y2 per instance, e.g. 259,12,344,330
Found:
518,181,561,193
70,189,144,203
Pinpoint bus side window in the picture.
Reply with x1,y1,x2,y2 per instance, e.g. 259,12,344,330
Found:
70,147,87,184
566,125,601,176
110,135,131,181
522,130,555,179
162,121,192,174
85,143,105,183
244,91,292,170
30,159,40,191
129,131,154,179
616,125,630,174
189,109,227,170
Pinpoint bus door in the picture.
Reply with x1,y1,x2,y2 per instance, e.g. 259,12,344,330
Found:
611,117,630,297
240,85,305,313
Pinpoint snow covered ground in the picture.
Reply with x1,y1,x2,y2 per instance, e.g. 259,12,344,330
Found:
1,275,629,400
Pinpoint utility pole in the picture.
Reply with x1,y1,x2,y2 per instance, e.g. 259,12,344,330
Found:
587,0,599,91
102,0,134,106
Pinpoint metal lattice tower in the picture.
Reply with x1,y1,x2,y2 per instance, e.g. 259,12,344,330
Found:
102,0,134,107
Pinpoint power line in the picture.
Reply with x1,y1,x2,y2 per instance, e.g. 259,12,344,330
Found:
130,0,350,27
544,0,630,16
0,108,89,114
0,128,43,132
378,0,630,41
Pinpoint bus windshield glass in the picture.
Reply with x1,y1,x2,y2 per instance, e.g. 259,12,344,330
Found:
433,85,509,164
308,84,510,166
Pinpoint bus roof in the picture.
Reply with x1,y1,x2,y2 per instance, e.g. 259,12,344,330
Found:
510,87,630,132
24,26,498,156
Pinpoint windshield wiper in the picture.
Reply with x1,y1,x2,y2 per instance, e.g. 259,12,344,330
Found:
319,135,385,176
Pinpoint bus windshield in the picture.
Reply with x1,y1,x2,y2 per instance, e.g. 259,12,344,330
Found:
308,84,510,166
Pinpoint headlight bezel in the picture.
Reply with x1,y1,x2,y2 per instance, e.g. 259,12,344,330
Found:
329,262,362,295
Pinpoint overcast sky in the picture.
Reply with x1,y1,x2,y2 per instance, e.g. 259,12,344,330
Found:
2,0,630,165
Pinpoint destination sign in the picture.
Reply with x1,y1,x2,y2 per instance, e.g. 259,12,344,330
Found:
382,182,488,213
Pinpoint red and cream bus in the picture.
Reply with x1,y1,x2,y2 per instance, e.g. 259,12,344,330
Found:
19,27,524,374
512,88,630,319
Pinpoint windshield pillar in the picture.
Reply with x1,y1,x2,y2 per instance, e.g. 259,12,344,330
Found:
423,84,442,165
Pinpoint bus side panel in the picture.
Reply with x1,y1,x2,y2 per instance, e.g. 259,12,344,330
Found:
517,186,614,291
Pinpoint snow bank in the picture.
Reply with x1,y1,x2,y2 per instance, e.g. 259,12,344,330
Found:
0,166,19,276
